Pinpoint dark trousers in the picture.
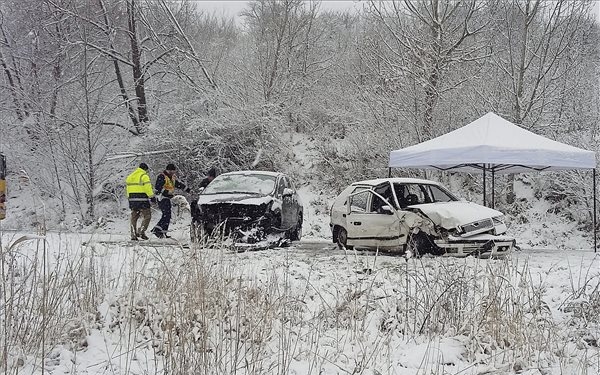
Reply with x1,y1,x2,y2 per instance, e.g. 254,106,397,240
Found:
153,198,172,235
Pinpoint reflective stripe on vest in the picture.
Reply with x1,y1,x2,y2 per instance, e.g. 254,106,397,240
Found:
163,174,175,194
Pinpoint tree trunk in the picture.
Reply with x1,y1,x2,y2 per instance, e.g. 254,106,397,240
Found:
127,0,149,124
98,0,142,135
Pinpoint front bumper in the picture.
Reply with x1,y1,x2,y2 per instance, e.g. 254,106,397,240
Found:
203,215,271,232
195,214,278,243
436,234,514,258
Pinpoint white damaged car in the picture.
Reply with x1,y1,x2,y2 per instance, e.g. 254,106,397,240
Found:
329,178,514,257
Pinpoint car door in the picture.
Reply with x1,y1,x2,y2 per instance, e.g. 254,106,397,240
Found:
330,185,365,231
346,189,403,249
288,178,302,217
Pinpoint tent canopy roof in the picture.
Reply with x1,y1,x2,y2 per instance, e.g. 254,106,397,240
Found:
388,112,596,174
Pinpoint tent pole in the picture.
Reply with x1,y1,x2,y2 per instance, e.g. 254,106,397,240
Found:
388,167,391,178
491,168,495,209
483,164,487,207
594,168,597,253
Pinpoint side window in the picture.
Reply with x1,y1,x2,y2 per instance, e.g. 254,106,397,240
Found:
396,184,425,207
428,185,455,203
374,183,395,208
393,183,406,208
282,177,290,192
345,186,367,205
276,177,288,197
286,177,295,192
369,194,390,214
350,190,369,213
406,185,426,204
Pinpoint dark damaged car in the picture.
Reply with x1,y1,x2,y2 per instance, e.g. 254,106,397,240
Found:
191,171,303,243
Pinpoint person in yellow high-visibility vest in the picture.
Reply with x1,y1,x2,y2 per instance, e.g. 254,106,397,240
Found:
151,163,190,238
125,163,155,240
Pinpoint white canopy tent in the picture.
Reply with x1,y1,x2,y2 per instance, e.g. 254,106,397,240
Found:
388,112,598,250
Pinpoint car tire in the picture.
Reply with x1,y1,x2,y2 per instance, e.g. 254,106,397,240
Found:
271,212,283,235
336,227,352,250
405,233,419,257
406,231,444,257
289,213,303,241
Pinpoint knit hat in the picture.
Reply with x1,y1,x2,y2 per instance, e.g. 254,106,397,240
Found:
166,163,176,171
139,163,149,171
207,167,217,178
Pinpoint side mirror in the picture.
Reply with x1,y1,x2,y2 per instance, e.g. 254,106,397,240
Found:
283,188,294,197
380,205,394,215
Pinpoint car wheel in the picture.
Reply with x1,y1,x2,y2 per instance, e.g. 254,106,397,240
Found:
289,213,303,241
405,233,420,257
406,231,444,257
336,227,352,249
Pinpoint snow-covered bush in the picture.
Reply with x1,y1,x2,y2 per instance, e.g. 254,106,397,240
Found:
143,106,293,191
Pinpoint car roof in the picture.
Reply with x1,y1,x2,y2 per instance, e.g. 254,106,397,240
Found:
220,170,283,177
352,177,442,187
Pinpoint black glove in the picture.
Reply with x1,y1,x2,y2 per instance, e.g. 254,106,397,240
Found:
150,197,157,203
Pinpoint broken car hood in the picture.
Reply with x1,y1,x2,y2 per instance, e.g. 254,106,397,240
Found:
409,201,503,229
197,193,273,206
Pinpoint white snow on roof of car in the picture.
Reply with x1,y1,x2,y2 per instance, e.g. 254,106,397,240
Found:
222,170,282,177
353,177,442,186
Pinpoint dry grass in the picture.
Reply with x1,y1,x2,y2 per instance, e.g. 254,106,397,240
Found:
2,231,600,374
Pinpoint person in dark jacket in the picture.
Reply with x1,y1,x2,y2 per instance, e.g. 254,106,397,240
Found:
199,167,217,189
190,167,219,242
151,163,190,238
125,163,155,240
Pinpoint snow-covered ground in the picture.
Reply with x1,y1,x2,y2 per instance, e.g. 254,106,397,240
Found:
2,228,600,374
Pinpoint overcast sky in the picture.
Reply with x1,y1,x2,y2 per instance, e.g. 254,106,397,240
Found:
194,0,360,20
193,1,599,26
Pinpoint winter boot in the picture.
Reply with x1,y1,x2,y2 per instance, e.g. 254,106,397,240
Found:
151,227,164,238
139,232,149,240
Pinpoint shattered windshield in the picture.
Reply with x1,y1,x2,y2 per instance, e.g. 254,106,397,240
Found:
202,173,277,195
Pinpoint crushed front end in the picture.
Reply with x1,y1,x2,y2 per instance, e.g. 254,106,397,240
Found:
405,203,514,258
192,200,277,243
435,234,514,258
